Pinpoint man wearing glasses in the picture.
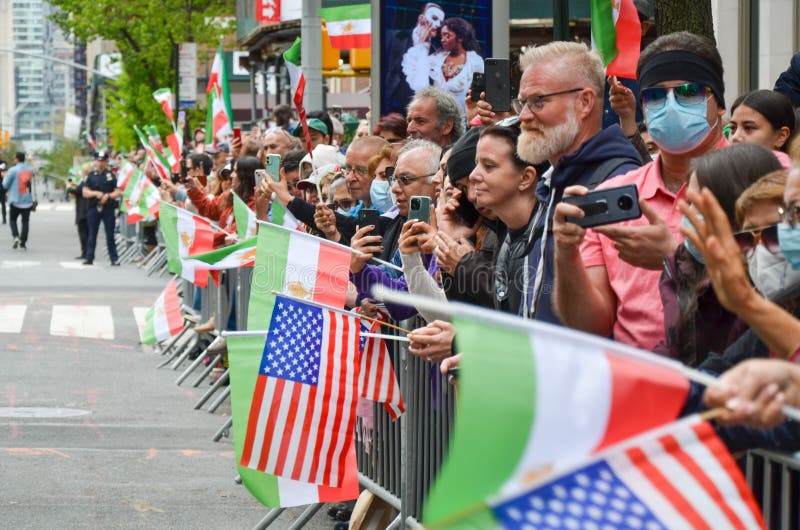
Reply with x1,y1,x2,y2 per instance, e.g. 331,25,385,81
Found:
554,32,729,352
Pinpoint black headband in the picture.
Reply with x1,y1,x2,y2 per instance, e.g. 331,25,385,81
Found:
639,50,725,109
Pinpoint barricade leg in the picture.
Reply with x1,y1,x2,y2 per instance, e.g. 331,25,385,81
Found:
207,382,231,413
251,508,285,530
193,369,228,409
192,353,222,387
169,332,205,370
212,416,233,442
286,504,322,530
157,329,196,368
174,345,212,385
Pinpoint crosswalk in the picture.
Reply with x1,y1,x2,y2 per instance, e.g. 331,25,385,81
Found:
0,303,150,339
1,260,109,269
30,203,74,212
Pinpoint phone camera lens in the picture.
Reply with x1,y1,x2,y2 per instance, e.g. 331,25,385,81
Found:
617,195,634,211
411,198,420,209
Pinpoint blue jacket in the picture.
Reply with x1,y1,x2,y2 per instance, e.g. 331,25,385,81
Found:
518,124,642,323
774,51,800,107
2,162,34,207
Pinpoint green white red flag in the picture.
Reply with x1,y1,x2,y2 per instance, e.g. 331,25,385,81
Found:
134,125,171,181
282,38,313,156
185,237,257,269
233,192,257,239
206,43,234,148
116,159,137,191
318,1,371,49
591,0,641,79
140,279,184,345
269,199,300,230
123,170,160,224
158,202,215,287
153,88,175,122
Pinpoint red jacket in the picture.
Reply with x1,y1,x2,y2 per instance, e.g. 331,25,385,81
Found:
187,188,255,247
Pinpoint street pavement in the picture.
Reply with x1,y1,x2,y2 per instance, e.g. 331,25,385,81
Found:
0,201,335,529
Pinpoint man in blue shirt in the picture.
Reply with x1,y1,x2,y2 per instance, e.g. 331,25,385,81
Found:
2,152,35,249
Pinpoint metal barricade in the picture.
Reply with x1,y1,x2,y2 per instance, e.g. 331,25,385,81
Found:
746,450,800,529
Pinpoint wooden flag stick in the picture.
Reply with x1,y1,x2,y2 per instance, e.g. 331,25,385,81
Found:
361,332,410,342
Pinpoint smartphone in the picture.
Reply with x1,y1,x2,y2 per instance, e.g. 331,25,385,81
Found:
358,209,381,238
233,126,242,143
484,58,511,112
470,72,485,102
385,166,395,182
453,192,480,226
266,154,281,182
254,169,267,189
562,184,642,228
408,196,431,223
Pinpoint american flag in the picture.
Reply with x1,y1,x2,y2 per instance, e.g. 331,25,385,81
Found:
493,416,765,530
240,296,360,488
359,320,404,421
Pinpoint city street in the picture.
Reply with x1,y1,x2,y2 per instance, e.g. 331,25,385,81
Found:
0,202,329,529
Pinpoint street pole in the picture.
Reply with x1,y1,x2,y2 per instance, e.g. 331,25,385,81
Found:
301,0,323,111
553,0,570,41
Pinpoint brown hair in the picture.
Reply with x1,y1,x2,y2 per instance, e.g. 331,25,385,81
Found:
367,145,397,179
735,169,788,227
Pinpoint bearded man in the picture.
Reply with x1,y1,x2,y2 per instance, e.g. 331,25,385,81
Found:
510,41,641,323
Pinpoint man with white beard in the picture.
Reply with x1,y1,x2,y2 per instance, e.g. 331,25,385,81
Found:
509,41,641,323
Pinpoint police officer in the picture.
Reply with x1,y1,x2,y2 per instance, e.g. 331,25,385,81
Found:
82,151,120,265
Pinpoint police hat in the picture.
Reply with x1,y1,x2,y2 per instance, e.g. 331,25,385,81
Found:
93,151,109,161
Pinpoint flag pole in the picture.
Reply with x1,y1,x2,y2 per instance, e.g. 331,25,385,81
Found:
256,218,403,272
222,329,410,342
160,199,234,235
373,286,800,423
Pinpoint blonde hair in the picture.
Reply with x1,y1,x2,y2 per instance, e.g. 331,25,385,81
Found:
519,41,605,96
734,169,788,227
368,145,397,179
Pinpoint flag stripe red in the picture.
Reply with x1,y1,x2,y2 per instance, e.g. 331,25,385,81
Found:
240,373,268,466
258,378,286,471
273,381,303,476
304,311,337,483
658,433,747,530
328,34,371,49
338,318,360,479
164,281,184,333
691,422,767,528
321,313,348,485
291,384,318,481
313,242,350,308
626,446,711,530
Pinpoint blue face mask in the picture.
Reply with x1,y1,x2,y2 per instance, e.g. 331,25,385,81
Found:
370,180,393,214
681,215,705,265
645,92,713,155
337,205,358,217
778,221,800,269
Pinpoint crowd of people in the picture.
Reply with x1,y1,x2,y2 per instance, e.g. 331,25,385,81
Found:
32,29,800,454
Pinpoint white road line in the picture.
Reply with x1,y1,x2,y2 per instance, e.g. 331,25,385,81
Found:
0,305,27,333
1,260,41,269
133,307,149,336
56,205,73,211
59,261,103,270
50,305,115,340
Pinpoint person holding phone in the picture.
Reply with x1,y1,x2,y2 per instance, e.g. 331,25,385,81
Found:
553,32,730,352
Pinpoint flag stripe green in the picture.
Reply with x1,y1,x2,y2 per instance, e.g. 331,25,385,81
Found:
141,307,157,345
423,318,537,524
159,202,182,275
318,4,370,22
591,0,618,66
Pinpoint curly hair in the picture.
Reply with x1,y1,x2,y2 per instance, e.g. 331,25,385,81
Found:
442,17,479,53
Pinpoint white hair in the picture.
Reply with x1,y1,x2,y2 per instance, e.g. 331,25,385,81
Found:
519,41,605,96
398,139,442,178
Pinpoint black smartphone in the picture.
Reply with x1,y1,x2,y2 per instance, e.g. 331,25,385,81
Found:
470,72,485,102
484,58,511,113
562,184,642,228
453,192,480,226
409,196,431,223
358,209,381,238
385,166,394,181
447,367,459,379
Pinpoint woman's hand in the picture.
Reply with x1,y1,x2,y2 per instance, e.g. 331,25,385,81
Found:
314,203,340,241
349,225,383,273
434,231,475,275
254,179,271,221
408,320,456,363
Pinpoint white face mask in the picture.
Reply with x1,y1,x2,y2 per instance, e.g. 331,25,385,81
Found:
747,245,800,301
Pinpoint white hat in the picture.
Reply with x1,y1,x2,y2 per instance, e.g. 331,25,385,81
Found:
296,163,341,193
330,116,344,135
299,144,346,177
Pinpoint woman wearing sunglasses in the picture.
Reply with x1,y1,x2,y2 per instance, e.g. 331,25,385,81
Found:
658,143,783,365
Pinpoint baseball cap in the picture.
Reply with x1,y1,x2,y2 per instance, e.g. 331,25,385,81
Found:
298,144,346,177
293,118,329,138
297,163,340,191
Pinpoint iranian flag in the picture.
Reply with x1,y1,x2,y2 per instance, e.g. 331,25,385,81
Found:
318,1,371,49
159,202,215,287
166,132,181,173
134,125,171,181
206,43,234,148
116,159,137,191
140,279,183,345
233,192,257,239
424,309,690,527
227,221,357,507
124,171,160,224
185,237,257,269
591,0,641,79
269,200,300,230
153,88,174,122
283,38,313,156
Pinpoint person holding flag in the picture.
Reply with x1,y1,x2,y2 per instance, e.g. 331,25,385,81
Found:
82,151,121,266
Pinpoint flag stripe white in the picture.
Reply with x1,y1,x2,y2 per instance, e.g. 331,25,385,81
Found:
265,378,295,472
326,19,370,36
502,334,612,496
277,475,319,506
133,307,149,337
0,305,27,333
328,314,357,486
313,311,341,485
279,384,312,479
299,309,332,482
283,233,320,297
246,376,277,469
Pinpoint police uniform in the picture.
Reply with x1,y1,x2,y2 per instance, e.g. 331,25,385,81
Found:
84,156,119,265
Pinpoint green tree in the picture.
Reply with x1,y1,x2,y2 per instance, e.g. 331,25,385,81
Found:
653,0,714,42
49,0,234,147
38,139,83,185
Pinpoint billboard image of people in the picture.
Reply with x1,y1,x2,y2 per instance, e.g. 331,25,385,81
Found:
380,1,492,116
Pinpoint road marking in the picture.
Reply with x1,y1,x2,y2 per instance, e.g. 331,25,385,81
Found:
56,204,73,211
0,305,27,333
133,307,149,336
1,260,41,269
50,305,115,340
59,261,104,269
0,407,91,418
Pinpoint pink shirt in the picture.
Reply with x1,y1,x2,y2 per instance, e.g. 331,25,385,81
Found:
579,137,729,351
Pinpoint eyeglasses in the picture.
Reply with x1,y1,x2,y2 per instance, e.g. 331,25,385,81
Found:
640,83,712,110
511,88,585,114
342,165,369,177
780,205,800,229
388,172,436,187
733,224,780,257
331,199,355,210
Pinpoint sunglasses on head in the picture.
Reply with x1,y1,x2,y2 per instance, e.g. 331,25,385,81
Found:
733,224,780,258
640,82,712,110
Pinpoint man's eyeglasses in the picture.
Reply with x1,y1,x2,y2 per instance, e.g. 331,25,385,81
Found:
511,88,584,114
733,224,780,257
342,165,369,177
640,82,712,110
331,199,355,210
388,172,436,187
780,205,800,229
